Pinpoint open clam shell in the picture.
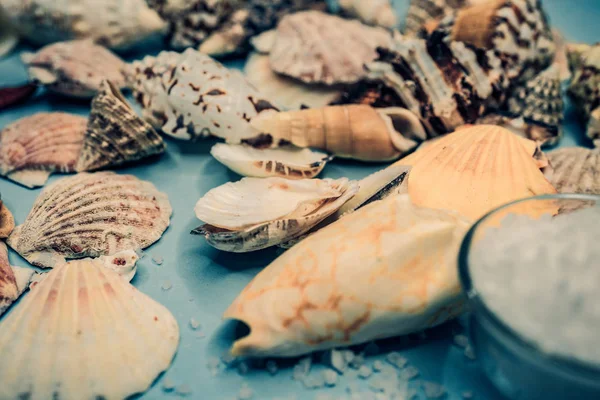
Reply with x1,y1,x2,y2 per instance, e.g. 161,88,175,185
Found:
192,177,359,252
7,172,172,268
0,257,179,400
546,148,600,195
210,143,331,179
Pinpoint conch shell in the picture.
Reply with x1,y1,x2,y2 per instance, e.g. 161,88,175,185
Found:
224,194,471,357
250,105,427,162
339,0,397,28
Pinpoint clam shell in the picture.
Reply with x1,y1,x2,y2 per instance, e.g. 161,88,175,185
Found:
0,113,87,188
339,0,397,28
7,172,172,268
210,143,331,179
224,194,471,357
21,40,127,98
125,48,279,142
0,200,15,238
0,83,38,110
269,11,393,85
192,177,359,252
76,80,166,172
546,148,600,195
568,44,600,146
0,257,179,400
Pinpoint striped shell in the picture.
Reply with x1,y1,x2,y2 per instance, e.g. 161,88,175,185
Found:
7,172,172,268
546,148,600,195
339,0,397,28
0,257,179,400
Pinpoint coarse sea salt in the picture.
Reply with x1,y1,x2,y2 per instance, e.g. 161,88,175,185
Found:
470,207,600,366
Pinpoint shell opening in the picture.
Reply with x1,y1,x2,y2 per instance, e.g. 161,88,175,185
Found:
378,108,428,153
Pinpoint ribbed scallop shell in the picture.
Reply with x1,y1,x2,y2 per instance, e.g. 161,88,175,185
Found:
546,148,600,195
76,80,166,172
211,143,330,179
269,11,393,85
21,40,126,98
0,113,87,188
0,257,179,400
339,0,397,28
7,172,172,268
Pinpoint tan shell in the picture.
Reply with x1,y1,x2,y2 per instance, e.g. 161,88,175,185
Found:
250,105,427,162
0,200,15,238
269,11,393,85
339,0,397,28
404,0,469,37
568,44,600,147
546,148,600,195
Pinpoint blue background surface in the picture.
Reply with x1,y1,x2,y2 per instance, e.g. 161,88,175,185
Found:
0,1,598,399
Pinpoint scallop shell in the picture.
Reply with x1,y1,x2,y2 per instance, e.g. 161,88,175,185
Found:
546,148,600,195
7,172,172,268
268,11,393,85
21,40,127,98
1,0,166,50
125,48,279,142
339,0,397,28
0,113,87,188
0,83,37,110
0,199,15,239
568,44,600,147
76,80,166,172
192,177,359,252
210,143,331,179
0,257,179,400
224,194,470,357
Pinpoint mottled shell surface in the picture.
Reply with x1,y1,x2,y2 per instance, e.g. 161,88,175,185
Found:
0,200,15,238
0,258,179,400
404,0,469,37
0,242,18,316
0,113,87,188
568,44,600,147
76,80,166,172
1,0,166,50
22,40,126,98
225,194,470,357
339,0,397,28
211,143,330,179
269,11,393,85
7,172,172,268
125,49,278,142
546,148,600,195
0,83,38,110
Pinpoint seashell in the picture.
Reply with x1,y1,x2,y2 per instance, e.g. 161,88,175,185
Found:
568,44,600,147
210,143,331,179
7,172,172,268
76,80,166,172
245,53,341,110
268,11,393,85
192,177,359,252
339,0,397,28
404,0,470,37
224,194,471,357
250,30,278,54
546,148,600,195
0,257,179,400
125,48,279,142
250,105,427,162
392,125,558,220
0,199,15,238
21,40,127,98
98,249,139,282
567,43,592,73
551,29,572,82
1,0,166,50
0,242,35,316
0,113,87,188
0,83,37,110
0,8,18,58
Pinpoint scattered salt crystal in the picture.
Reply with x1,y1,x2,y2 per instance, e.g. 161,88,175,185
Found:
207,357,221,376
368,376,388,392
221,353,237,366
349,354,365,369
189,318,201,330
152,254,164,265
175,384,192,397
301,374,325,390
161,280,172,291
464,345,476,360
363,342,380,356
266,360,278,375
372,360,385,372
399,366,420,380
238,383,253,400
343,350,355,363
237,361,249,375
462,390,474,399
422,381,446,399
322,369,338,386
453,334,469,348
346,382,360,394
293,357,312,380
162,378,175,392
358,365,372,379
385,352,408,369
325,349,347,374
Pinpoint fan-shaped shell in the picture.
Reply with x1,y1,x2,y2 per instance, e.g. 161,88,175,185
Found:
0,199,15,238
76,80,166,172
21,40,126,98
193,177,358,252
269,11,393,85
546,148,600,195
211,143,330,179
7,172,172,268
0,83,38,110
0,257,179,400
0,113,87,188
339,0,397,28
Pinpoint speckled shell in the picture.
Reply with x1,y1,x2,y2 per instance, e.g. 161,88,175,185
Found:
0,200,15,239
0,113,87,188
7,172,172,268
125,48,279,142
192,177,358,252
21,40,126,98
0,83,38,110
0,257,179,400
568,44,600,147
567,43,592,73
339,0,397,28
268,11,393,85
1,0,166,50
225,194,470,357
546,148,600,195
404,0,469,36
76,80,166,172
210,143,331,179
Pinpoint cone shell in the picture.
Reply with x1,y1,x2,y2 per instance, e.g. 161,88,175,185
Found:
393,125,558,220
339,0,397,28
0,199,15,238
224,194,470,357
211,143,331,179
546,148,600,195
0,83,37,110
0,113,87,188
7,172,172,268
0,257,179,400
268,11,393,85
76,80,165,172
22,40,127,98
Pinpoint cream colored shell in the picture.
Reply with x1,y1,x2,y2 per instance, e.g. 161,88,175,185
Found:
339,0,397,28
546,147,600,195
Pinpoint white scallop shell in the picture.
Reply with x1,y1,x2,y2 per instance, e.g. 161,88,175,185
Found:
339,0,397,28
0,257,179,400
210,143,331,179
7,172,172,268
